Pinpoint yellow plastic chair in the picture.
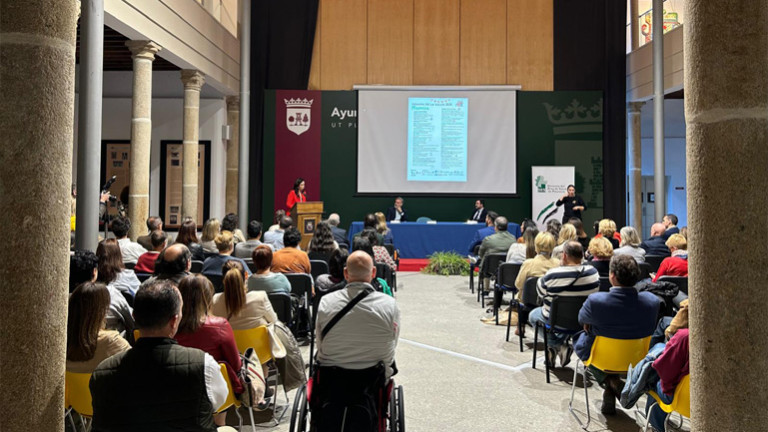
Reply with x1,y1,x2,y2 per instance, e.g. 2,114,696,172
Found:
643,375,691,431
232,326,288,424
65,371,93,431
569,335,651,429
215,363,256,430
133,329,141,341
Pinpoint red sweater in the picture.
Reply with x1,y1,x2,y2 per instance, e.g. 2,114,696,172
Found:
653,256,688,282
652,329,689,396
134,251,159,274
175,316,243,393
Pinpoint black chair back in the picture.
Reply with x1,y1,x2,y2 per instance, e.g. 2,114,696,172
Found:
135,272,152,283
521,277,540,308
383,244,396,259
190,260,204,273
268,292,293,323
311,260,330,282
496,263,521,291
548,295,589,332
480,253,507,278
375,263,395,288
598,277,612,292
285,273,314,298
124,262,135,270
645,255,666,273
638,262,652,280
657,275,688,295
203,273,223,293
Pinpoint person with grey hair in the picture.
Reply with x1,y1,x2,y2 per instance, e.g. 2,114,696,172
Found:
137,216,163,250
315,251,400,378
386,197,407,222
613,226,646,263
327,213,348,248
478,216,516,261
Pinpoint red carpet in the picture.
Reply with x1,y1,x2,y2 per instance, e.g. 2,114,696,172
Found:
398,259,430,272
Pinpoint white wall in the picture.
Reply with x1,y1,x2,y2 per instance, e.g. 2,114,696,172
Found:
73,97,229,223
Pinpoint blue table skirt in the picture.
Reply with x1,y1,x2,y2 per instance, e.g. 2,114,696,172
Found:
347,222,485,259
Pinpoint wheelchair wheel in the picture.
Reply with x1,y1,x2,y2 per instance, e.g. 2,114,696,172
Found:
388,385,405,432
289,383,310,432
396,385,405,432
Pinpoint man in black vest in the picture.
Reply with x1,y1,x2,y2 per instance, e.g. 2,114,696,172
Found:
90,279,234,432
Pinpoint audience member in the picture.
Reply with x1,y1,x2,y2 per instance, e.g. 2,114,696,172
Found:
247,245,292,294
316,248,349,293
552,223,577,261
200,218,221,254
315,251,400,378
507,225,538,263
546,219,562,239
96,240,137,337
652,234,688,282
640,223,672,257
69,249,99,293
134,230,167,274
374,211,395,245
212,260,277,330
66,282,131,374
362,228,397,271
587,237,614,277
569,217,591,250
271,227,311,274
202,231,251,277
509,232,559,335
661,213,679,240
479,216,516,261
613,226,646,263
467,211,498,256
596,219,621,249
353,214,385,246
221,213,246,244
530,241,599,368
386,196,407,222
136,216,163,251
263,216,293,251
90,279,233,431
175,218,205,261
234,220,267,259
574,255,660,414
268,209,286,232
352,237,393,296
307,221,339,262
645,329,689,432
109,216,147,265
150,243,192,285
679,226,688,240
327,213,348,248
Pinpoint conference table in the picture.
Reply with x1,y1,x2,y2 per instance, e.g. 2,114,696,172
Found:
347,221,485,259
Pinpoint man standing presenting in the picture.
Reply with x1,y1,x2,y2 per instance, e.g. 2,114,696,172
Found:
315,251,400,378
470,200,487,222
386,197,407,222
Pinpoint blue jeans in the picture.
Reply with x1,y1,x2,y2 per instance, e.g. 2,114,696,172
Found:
529,307,568,349
646,380,674,431
650,316,674,348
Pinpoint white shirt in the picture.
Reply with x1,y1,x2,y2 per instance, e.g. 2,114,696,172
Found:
394,210,402,222
111,269,141,297
117,237,147,264
203,352,229,410
315,282,400,377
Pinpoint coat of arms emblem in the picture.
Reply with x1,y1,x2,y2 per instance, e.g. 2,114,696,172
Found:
285,98,313,136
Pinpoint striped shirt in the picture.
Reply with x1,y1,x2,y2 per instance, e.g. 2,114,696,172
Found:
537,264,600,319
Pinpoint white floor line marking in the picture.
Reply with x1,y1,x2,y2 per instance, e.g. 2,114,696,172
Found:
400,338,544,372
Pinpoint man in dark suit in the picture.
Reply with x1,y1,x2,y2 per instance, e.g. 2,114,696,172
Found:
136,216,162,251
467,211,498,255
327,213,349,248
385,197,407,222
640,223,671,257
573,255,660,415
661,213,679,240
470,199,487,222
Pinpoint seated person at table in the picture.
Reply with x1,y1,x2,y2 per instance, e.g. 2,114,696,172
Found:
353,214,385,247
234,220,269,259
530,241,599,368
247,245,292,294
307,221,339,262
385,196,407,222
470,199,488,222
134,230,168,274
202,231,251,278
263,216,292,251
586,237,614,278
375,211,394,245
652,234,688,282
574,255,660,414
468,211,498,257
327,213,349,248
640,223,671,257
509,232,559,335
90,279,235,432
271,227,311,274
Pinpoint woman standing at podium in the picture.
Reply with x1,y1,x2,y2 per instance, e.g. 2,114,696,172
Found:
285,177,306,216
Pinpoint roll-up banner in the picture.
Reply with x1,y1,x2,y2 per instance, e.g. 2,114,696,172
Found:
531,166,574,231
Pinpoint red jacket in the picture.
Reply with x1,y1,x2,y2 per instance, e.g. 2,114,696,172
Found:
653,329,689,396
285,190,306,216
134,251,159,274
175,316,243,393
653,256,688,282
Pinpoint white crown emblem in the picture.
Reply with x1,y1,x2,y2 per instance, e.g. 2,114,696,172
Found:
284,98,314,109
285,98,314,136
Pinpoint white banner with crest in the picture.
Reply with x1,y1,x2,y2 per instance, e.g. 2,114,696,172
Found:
531,166,575,231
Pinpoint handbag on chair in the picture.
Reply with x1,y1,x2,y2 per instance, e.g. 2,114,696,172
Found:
239,347,267,408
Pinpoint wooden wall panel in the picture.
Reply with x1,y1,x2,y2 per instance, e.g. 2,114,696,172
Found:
460,0,507,85
507,0,553,90
308,1,322,90
319,0,367,90
367,0,413,85
413,0,460,84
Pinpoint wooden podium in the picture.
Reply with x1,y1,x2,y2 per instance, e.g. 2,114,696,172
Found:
290,201,324,250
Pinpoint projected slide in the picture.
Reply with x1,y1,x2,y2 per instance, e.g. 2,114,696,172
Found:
407,98,468,182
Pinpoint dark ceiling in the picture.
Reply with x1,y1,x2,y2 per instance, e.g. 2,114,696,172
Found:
76,24,179,71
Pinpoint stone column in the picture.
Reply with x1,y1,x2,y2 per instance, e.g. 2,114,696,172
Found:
627,101,644,231
126,40,161,240
225,96,240,214
685,2,768,430
0,1,77,431
181,70,205,222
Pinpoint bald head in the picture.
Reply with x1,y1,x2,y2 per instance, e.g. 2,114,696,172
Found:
155,243,191,276
650,223,666,237
344,250,376,283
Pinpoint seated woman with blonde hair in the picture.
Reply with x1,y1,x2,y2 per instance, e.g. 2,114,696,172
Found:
596,219,621,249
509,232,560,335
552,223,577,261
374,211,394,245
587,237,614,277
653,234,688,282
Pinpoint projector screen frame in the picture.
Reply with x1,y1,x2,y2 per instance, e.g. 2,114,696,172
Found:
353,85,522,198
